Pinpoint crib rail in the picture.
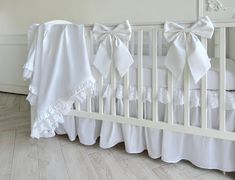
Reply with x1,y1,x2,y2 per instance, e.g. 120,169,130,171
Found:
66,21,235,141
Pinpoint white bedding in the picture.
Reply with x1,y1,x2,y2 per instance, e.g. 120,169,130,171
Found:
103,56,235,90
26,20,235,171
54,56,235,172
56,99,235,172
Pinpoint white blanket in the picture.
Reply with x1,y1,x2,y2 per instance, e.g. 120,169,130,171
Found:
23,23,95,138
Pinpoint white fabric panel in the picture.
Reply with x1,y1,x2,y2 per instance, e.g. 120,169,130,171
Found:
23,23,95,138
92,20,134,78
102,56,235,90
164,16,214,83
55,54,235,172
56,99,235,172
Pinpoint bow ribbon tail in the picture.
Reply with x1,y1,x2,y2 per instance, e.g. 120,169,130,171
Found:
114,38,134,77
187,35,211,83
164,34,187,80
93,37,112,78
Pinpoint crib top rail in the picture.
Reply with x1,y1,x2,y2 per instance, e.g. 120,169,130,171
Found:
84,19,235,31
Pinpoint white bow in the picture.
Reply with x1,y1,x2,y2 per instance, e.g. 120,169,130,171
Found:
164,16,214,83
93,20,134,78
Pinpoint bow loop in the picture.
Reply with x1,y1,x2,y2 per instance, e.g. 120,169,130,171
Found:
164,16,214,83
93,24,112,42
190,16,214,38
93,20,134,78
164,22,185,42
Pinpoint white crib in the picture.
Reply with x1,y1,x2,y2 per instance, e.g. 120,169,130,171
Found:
26,19,235,171
31,20,235,142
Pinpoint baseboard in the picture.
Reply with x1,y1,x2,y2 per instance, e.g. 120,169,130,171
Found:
0,84,28,95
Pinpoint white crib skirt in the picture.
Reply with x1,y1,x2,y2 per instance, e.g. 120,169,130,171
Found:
55,102,235,172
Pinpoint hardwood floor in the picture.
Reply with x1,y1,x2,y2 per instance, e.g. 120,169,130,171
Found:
0,92,234,180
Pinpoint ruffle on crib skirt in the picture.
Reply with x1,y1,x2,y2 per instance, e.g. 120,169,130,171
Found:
56,104,235,172
91,83,235,110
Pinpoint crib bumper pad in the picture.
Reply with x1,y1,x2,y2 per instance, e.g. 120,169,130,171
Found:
91,83,235,110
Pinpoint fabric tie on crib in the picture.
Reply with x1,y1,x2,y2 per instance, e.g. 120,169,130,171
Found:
164,16,214,83
92,20,134,78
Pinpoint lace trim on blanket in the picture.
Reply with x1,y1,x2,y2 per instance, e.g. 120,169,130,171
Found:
31,80,95,139
26,85,38,106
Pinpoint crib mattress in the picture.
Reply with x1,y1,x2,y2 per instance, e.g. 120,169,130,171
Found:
103,56,235,90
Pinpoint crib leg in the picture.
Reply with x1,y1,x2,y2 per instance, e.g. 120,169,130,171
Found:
31,106,36,132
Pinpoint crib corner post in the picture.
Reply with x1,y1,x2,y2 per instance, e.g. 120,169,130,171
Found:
30,106,36,133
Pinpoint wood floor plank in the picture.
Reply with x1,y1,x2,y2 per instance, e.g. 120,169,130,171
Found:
0,111,29,121
59,137,99,180
37,136,70,180
19,96,29,112
0,107,15,113
15,124,30,135
0,131,15,177
0,175,10,180
0,117,29,127
5,94,19,110
0,112,30,132
110,148,159,180
88,150,131,180
193,172,234,180
111,144,165,170
152,164,189,180
10,132,39,180
0,121,30,132
84,140,104,155
175,161,209,178
0,92,235,180
0,93,9,106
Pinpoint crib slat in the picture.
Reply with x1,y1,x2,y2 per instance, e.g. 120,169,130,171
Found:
75,102,80,111
158,31,162,56
86,94,91,113
138,30,144,119
152,28,158,122
86,30,93,113
99,77,103,114
167,72,173,124
124,73,129,117
198,0,204,17
219,27,226,132
201,38,208,129
131,31,135,55
184,66,190,127
111,45,116,116
124,42,130,118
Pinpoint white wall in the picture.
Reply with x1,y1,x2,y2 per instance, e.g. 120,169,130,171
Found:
0,0,198,34
0,0,198,94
